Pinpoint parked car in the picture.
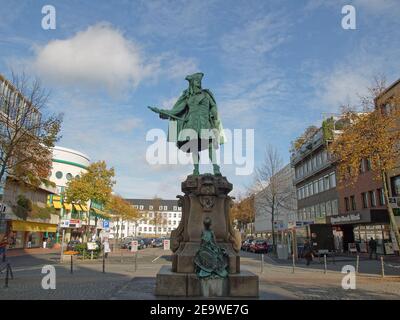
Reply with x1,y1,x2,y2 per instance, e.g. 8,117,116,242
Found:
249,239,269,253
66,240,81,251
241,239,254,251
152,238,163,248
142,238,154,248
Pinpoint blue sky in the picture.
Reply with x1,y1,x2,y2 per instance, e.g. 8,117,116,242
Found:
1,0,399,199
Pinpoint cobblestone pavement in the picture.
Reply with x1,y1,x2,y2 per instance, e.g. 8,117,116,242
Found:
0,248,399,300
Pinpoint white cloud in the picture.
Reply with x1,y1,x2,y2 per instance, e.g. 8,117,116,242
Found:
31,22,197,92
32,23,155,91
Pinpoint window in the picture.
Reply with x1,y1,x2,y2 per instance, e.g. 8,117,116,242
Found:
329,172,336,188
316,153,322,166
326,201,332,216
139,205,144,210
307,160,312,173
66,173,73,180
174,213,177,218
164,206,168,210
178,207,182,211
378,188,385,206
360,159,366,173
320,202,326,217
55,171,63,179
369,191,376,207
332,199,338,215
312,156,317,169
350,196,356,210
362,192,368,208
310,205,315,218
345,197,350,211
168,213,172,218
297,189,301,200
149,212,153,218
313,180,319,194
322,150,328,163
323,175,330,190
173,206,177,211
304,185,308,198
391,175,400,196
318,178,324,192
144,227,147,232
308,183,313,196
139,227,142,232
366,158,371,171
159,206,163,210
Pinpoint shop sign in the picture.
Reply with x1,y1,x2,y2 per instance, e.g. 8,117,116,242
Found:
273,220,285,230
69,219,81,228
87,242,98,251
384,242,394,255
330,213,361,225
60,220,70,228
295,220,314,228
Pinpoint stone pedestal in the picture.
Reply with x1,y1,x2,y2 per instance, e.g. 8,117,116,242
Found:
155,174,259,298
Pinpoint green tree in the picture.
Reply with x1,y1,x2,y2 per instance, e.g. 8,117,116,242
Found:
330,79,400,249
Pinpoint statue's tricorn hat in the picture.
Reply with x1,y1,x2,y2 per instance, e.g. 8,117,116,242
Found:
185,72,204,82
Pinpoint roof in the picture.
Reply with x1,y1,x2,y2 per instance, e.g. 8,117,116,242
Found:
52,146,90,162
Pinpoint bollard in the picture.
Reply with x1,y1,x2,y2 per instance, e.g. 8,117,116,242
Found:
91,250,93,260
102,251,105,273
292,253,295,273
134,252,137,272
381,256,385,278
83,249,85,261
324,254,327,274
260,254,264,274
356,255,359,274
70,255,73,274
2,251,5,262
4,264,10,288
120,247,123,263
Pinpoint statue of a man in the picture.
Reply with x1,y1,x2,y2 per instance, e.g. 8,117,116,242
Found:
149,72,225,176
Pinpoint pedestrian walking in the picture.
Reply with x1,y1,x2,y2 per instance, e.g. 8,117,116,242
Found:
368,237,378,260
303,239,314,266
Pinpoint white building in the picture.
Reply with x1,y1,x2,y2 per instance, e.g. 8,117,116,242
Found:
254,164,297,235
48,146,107,242
110,199,182,239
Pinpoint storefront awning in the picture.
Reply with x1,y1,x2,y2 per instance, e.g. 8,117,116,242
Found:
80,204,88,212
73,204,82,211
12,220,57,233
64,203,72,210
53,201,62,209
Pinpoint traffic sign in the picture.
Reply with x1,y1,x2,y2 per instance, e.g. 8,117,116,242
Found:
130,240,138,252
163,239,170,250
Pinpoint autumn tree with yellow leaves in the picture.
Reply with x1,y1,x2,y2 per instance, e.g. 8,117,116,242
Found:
330,79,400,249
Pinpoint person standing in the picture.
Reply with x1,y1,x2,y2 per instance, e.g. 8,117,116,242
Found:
368,237,378,260
303,239,314,266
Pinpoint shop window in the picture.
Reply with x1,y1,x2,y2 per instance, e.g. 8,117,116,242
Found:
326,201,332,216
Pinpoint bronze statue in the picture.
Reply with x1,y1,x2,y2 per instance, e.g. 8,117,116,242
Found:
194,217,228,278
149,72,225,176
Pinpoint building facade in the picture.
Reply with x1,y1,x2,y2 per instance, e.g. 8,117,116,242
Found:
291,123,339,251
254,164,297,234
110,199,182,239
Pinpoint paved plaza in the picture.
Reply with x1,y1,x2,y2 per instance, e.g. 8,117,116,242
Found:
0,248,399,300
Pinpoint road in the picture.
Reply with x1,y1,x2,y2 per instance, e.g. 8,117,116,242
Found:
0,248,399,300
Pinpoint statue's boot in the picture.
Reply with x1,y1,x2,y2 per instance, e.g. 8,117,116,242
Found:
193,164,200,176
213,164,222,176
